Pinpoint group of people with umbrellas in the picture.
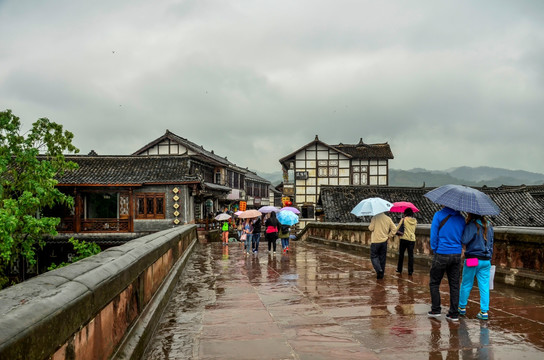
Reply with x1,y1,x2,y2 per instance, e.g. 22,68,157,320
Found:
215,205,300,255
351,184,500,322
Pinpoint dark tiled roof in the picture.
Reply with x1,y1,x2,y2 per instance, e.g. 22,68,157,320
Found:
203,182,231,192
333,141,394,159
56,155,197,185
319,185,544,227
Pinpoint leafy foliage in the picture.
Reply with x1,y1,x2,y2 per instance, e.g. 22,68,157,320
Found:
0,110,79,288
47,237,101,270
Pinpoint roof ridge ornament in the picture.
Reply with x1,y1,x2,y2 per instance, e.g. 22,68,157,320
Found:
315,135,319,141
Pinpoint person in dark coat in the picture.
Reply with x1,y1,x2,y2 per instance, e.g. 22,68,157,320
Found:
264,212,280,253
252,216,262,254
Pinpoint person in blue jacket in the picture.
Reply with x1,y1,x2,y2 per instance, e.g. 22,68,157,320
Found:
428,206,466,321
458,213,494,320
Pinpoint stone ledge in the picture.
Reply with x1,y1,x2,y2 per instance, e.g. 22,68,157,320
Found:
0,225,198,360
306,235,544,292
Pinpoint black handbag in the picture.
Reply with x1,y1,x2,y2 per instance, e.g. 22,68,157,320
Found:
396,221,405,236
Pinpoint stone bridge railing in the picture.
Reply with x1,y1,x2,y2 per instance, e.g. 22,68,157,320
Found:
0,225,198,360
298,222,544,292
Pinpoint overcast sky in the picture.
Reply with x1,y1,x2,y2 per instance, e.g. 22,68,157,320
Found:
1,0,543,175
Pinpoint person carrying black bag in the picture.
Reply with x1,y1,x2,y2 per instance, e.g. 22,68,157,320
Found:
396,208,418,275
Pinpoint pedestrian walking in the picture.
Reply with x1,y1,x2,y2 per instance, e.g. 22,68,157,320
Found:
279,224,290,253
458,213,494,320
395,208,418,275
428,206,466,321
243,218,253,255
252,216,262,254
221,220,229,245
368,212,397,279
265,211,280,254
237,219,244,241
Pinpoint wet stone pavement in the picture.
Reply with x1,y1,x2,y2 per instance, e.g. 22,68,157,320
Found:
143,241,544,359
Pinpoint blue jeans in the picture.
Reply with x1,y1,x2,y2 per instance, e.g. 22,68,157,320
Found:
245,234,252,253
281,238,289,249
459,259,491,312
429,253,461,315
252,233,261,252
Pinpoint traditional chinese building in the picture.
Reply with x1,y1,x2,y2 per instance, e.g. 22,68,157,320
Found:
50,130,273,235
132,130,273,216
279,135,394,226
51,155,201,234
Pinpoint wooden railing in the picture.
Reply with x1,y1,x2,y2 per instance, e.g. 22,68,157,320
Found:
195,219,222,231
57,218,130,232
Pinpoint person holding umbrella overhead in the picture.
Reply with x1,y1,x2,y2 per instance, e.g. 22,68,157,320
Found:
424,184,500,321
395,208,418,276
215,213,232,246
426,206,466,320
369,211,397,279
265,211,281,254
352,198,396,280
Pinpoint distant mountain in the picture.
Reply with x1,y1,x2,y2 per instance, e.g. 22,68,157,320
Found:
390,166,544,187
389,169,462,187
448,166,544,184
254,170,283,186
256,167,544,188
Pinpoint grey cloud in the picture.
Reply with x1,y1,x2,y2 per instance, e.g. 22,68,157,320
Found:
0,0,543,174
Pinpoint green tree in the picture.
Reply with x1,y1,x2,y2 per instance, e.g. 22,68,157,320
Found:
47,238,101,271
0,110,79,288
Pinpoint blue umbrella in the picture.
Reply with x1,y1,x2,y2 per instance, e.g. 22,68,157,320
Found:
277,210,299,225
351,197,393,217
424,184,500,216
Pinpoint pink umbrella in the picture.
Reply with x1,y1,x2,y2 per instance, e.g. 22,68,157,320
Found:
234,210,243,216
280,206,300,214
238,209,263,218
390,201,419,213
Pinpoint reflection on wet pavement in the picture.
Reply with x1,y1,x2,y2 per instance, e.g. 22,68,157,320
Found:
143,241,544,359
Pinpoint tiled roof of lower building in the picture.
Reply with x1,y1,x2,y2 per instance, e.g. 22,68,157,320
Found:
56,155,197,185
319,184,544,227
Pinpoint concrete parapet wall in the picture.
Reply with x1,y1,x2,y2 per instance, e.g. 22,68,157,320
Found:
0,225,198,360
299,222,544,292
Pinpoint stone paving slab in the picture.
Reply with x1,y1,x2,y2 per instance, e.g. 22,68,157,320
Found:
144,241,544,359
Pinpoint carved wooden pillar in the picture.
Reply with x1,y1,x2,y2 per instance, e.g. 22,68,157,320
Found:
74,188,81,233
129,187,134,232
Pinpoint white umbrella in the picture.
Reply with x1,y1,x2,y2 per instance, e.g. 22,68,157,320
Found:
214,213,232,221
258,205,280,213
350,197,393,217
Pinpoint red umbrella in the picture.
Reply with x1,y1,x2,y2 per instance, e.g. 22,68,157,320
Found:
390,201,419,213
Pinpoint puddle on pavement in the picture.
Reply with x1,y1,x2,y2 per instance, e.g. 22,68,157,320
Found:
143,241,544,359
